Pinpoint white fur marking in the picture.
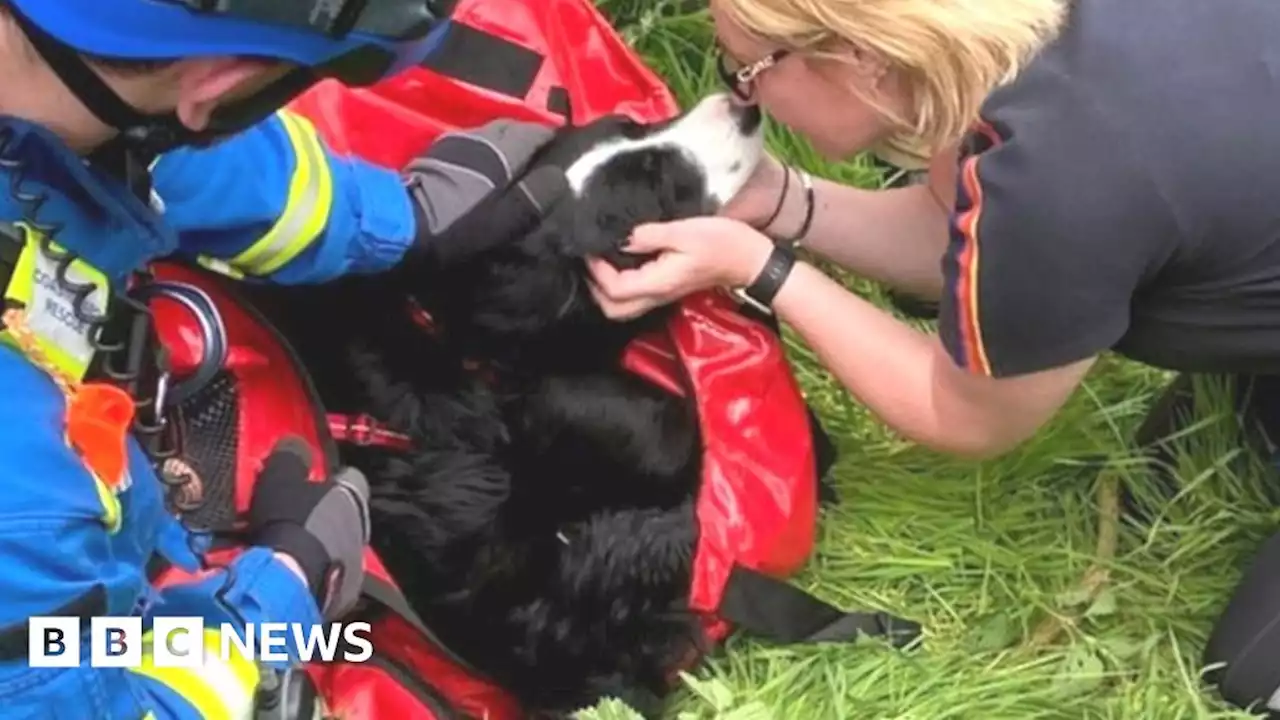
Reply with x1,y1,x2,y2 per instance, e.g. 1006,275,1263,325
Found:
564,93,764,208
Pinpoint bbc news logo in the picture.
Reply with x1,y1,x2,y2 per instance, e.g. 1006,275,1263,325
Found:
28,617,373,667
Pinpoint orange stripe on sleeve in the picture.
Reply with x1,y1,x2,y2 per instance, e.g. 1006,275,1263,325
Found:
951,120,1002,376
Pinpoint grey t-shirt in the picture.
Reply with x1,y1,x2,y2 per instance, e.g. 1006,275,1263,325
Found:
938,0,1280,377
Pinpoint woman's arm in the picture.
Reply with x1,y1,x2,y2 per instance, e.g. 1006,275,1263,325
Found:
770,259,1094,457
588,219,1092,459
593,70,1171,458
738,150,957,300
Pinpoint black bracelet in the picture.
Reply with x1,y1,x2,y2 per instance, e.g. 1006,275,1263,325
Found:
734,243,797,315
783,170,815,248
759,165,791,233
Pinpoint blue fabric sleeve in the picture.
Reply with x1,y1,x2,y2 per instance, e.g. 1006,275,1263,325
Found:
153,112,417,284
146,547,322,666
0,348,320,718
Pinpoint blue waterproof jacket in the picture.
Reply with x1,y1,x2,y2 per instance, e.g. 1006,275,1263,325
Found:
0,110,416,719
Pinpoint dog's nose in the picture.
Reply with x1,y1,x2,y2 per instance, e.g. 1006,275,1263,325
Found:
730,102,763,135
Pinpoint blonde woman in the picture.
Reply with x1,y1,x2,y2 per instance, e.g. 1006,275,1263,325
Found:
587,0,1280,711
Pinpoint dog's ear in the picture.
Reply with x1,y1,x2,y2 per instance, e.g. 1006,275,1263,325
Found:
567,184,664,269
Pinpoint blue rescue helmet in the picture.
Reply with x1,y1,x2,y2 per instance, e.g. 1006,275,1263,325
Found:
3,0,451,154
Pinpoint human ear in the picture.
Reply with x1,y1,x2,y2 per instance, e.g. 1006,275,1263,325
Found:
172,57,277,131
851,45,891,81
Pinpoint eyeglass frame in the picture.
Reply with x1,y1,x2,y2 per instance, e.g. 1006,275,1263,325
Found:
715,48,790,101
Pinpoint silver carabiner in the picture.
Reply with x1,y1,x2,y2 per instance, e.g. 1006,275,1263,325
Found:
153,370,170,425
129,280,228,407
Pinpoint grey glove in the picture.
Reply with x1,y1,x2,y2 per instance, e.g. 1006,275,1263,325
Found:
247,436,371,620
405,118,569,267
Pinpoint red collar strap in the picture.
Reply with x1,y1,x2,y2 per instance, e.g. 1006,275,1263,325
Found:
327,413,415,452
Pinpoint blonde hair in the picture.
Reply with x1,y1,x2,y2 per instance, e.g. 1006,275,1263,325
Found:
718,0,1066,166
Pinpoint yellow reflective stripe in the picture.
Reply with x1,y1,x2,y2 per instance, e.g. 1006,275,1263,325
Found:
0,224,36,361
92,470,122,534
4,224,36,300
58,432,122,533
130,629,260,720
1,224,111,383
229,111,334,276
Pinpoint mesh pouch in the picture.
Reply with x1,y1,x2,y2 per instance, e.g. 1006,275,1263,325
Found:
173,370,242,531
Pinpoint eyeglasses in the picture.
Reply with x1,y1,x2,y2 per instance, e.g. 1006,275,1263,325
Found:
715,48,790,101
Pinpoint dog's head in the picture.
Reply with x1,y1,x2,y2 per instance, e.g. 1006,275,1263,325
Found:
547,93,764,267
412,93,765,364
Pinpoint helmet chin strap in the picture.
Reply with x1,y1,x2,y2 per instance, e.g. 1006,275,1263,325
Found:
12,2,323,163
9,3,193,158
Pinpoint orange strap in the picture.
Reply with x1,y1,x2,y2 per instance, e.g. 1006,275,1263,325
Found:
65,383,135,490
5,305,134,489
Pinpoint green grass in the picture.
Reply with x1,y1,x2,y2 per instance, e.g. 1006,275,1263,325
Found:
576,2,1280,718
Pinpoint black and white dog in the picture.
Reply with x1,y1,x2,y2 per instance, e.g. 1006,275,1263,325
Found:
231,93,790,716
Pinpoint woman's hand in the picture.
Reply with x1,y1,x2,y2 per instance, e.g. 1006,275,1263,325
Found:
586,217,775,320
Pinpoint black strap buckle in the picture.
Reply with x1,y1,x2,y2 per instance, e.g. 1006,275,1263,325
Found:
716,564,923,649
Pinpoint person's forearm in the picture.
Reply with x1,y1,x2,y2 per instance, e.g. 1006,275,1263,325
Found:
771,177,950,301
770,261,1021,458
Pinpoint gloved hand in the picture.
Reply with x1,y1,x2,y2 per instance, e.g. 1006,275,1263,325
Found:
404,118,569,268
248,436,371,620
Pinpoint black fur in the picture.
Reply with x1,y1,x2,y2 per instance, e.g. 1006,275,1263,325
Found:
234,106,796,717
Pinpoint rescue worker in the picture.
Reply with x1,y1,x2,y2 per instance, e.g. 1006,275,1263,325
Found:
0,0,567,717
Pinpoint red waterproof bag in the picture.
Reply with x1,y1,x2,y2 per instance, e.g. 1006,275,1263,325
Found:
287,0,823,634
150,0,915,717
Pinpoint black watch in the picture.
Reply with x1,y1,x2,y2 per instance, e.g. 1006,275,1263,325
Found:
732,244,796,315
